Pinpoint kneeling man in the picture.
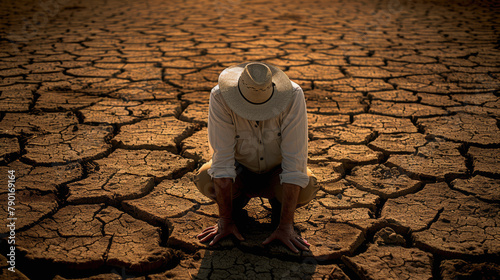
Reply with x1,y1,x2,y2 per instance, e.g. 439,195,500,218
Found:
194,62,319,253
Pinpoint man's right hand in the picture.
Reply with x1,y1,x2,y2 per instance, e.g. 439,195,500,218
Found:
197,218,244,246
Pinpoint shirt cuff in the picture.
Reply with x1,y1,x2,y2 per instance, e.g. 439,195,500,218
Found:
280,171,310,188
207,166,237,182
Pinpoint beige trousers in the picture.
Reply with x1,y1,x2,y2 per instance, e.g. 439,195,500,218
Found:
194,160,319,206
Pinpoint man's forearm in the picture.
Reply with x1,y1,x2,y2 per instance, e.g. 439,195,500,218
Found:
214,178,234,220
279,183,301,225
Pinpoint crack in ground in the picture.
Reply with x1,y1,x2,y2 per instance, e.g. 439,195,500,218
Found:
414,207,444,234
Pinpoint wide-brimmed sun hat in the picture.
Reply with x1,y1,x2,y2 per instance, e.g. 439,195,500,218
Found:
218,62,294,121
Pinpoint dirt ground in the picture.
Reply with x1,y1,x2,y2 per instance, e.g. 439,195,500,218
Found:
0,0,499,279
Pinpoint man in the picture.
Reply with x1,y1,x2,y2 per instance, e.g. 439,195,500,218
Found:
194,62,319,253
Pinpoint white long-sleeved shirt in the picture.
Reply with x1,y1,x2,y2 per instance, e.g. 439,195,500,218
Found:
207,81,310,188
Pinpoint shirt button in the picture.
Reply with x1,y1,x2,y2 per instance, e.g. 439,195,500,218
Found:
260,157,264,160
278,132,281,136
235,135,240,138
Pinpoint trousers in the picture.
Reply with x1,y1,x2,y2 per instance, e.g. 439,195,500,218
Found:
194,160,319,207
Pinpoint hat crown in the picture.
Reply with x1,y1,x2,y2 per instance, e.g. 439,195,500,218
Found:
245,63,272,85
238,63,273,104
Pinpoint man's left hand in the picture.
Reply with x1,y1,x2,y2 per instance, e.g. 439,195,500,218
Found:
262,224,310,253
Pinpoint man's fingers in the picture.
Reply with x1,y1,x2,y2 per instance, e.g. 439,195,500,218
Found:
199,231,217,243
202,225,217,233
198,225,217,237
295,236,311,247
197,230,211,239
197,225,219,240
199,230,218,243
197,231,210,239
284,239,299,253
262,234,276,245
197,227,217,239
299,237,311,247
292,237,310,251
210,232,225,246
234,229,245,241
262,235,307,253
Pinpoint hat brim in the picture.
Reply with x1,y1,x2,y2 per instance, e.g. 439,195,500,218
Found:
218,62,294,121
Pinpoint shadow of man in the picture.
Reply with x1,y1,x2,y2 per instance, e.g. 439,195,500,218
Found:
194,248,317,280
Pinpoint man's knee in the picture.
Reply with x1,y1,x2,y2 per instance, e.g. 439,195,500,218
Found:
296,174,319,207
195,161,216,201
195,160,244,201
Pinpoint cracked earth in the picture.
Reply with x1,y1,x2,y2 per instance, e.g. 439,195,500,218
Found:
1,0,500,279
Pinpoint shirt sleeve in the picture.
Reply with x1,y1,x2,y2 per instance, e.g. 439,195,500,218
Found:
279,84,310,188
207,86,237,181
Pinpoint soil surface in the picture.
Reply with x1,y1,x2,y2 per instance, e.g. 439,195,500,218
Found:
1,0,499,279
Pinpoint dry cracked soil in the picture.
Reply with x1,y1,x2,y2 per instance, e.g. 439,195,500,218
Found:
1,0,500,279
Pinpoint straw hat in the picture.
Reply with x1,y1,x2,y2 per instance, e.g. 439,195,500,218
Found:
218,62,294,121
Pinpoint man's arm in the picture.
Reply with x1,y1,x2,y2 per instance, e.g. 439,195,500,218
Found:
279,84,310,188
279,183,301,225
263,84,311,253
214,178,233,220
262,183,310,253
197,87,243,245
197,178,244,245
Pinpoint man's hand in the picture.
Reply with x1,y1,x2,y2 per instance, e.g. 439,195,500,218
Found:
262,224,310,253
197,218,244,246
197,177,243,245
263,183,310,253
